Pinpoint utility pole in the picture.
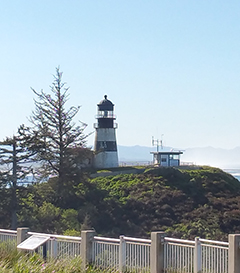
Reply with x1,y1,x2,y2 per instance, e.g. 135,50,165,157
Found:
11,137,17,229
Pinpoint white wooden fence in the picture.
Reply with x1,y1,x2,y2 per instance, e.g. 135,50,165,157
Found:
91,235,151,272
164,237,229,273
0,228,239,273
0,229,17,243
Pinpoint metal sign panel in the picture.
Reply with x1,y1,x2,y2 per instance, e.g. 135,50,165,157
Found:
17,235,50,251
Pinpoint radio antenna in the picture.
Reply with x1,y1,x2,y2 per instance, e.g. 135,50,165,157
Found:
152,135,164,152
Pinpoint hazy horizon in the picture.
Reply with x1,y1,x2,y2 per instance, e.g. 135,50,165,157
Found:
117,144,240,170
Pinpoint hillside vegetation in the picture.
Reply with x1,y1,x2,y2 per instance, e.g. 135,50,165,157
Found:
1,166,239,241
89,166,240,240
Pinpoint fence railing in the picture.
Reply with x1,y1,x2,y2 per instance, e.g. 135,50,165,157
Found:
199,238,229,273
0,228,240,273
91,235,151,272
164,237,195,273
92,236,120,271
28,231,82,259
0,229,17,244
163,237,229,273
124,236,151,272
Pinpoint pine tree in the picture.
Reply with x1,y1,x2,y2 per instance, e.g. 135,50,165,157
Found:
0,131,34,229
28,67,89,193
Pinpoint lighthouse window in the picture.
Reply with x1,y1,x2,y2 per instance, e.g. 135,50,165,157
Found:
98,111,106,118
98,110,115,118
161,158,167,162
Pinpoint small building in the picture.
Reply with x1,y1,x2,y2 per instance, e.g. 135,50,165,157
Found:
150,151,183,167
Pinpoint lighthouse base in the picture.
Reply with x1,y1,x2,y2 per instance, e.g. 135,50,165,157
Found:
94,128,118,169
94,151,118,169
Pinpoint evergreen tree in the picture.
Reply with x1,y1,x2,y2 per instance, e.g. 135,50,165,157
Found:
28,67,89,193
0,131,34,229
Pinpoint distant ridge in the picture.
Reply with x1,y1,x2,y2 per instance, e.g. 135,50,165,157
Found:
118,145,240,169
118,145,171,162
118,145,153,162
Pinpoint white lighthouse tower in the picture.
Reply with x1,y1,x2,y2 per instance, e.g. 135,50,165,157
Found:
93,95,119,169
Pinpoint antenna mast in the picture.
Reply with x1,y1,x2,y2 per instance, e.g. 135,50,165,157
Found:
152,135,164,152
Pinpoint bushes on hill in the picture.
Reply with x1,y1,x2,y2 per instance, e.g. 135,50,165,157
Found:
1,166,240,241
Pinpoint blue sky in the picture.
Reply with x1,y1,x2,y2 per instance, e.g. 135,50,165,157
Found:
1,1,240,149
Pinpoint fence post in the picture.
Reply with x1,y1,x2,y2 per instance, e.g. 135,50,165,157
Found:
80,230,96,271
229,234,240,273
119,235,126,272
50,238,58,259
17,227,29,245
150,231,165,273
194,237,202,273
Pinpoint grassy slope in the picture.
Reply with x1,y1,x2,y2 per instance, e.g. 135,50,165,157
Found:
89,166,240,240
13,166,240,241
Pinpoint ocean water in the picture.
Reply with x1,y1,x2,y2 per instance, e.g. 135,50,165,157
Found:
224,169,240,181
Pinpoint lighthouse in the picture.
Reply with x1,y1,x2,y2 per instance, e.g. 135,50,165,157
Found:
93,95,119,169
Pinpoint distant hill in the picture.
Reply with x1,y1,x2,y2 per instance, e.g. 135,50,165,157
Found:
118,145,153,162
118,145,240,168
118,145,172,163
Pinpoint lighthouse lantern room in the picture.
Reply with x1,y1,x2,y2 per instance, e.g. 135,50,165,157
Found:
93,95,119,168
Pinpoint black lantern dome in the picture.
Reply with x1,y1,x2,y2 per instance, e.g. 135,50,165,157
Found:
96,95,116,128
98,95,114,111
